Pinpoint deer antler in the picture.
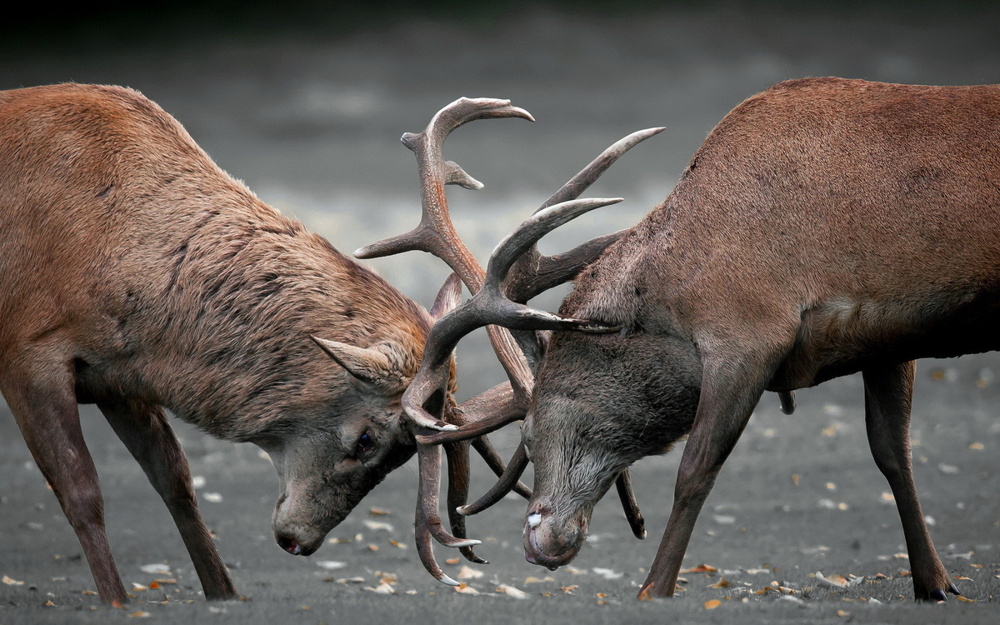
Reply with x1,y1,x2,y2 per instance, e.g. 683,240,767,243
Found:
357,97,661,584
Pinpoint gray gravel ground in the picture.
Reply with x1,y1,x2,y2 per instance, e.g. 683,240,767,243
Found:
1,3,998,624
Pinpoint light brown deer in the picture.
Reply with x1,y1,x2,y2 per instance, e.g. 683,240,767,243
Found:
0,83,543,605
399,78,1000,603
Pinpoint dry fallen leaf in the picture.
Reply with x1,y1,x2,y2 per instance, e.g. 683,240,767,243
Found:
524,575,555,584
457,565,484,580
369,507,391,516
815,572,848,588
2,575,24,586
454,583,479,595
445,558,461,565
561,585,579,594
496,584,529,600
681,564,718,574
709,579,730,589
131,583,148,592
956,596,976,603
127,611,151,618
363,520,394,532
836,609,850,617
43,600,56,607
316,561,346,570
704,599,722,610
389,539,407,550
592,567,623,580
365,582,396,595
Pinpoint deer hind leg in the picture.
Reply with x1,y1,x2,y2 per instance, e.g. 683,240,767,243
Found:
98,400,238,600
3,371,128,606
863,361,958,601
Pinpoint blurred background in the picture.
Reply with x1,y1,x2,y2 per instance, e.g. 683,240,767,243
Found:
1,1,998,619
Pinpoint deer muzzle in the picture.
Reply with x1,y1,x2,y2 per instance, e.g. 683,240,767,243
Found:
522,499,588,570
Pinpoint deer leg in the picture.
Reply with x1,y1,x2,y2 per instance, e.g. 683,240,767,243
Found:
98,400,238,600
637,359,767,599
3,372,128,606
862,361,958,601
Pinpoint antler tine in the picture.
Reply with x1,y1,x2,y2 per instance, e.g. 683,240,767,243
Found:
416,380,523,445
456,441,530,517
502,127,665,304
414,442,481,586
444,440,488,564
401,196,624,434
355,97,534,284
539,127,665,210
616,470,647,540
471,435,532,499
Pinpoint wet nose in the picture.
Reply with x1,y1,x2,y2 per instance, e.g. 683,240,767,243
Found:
276,533,304,556
523,501,585,569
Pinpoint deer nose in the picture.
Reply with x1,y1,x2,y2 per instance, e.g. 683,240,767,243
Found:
276,533,304,556
523,501,585,570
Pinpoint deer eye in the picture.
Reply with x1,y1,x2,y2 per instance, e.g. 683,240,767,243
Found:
355,430,375,458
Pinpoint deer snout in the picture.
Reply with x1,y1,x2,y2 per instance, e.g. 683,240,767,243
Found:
271,491,328,557
275,532,313,556
522,500,587,570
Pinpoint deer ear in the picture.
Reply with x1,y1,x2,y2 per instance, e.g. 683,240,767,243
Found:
311,336,409,393
429,273,463,321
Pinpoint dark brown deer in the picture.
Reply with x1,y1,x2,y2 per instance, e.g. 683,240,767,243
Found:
403,77,1000,603
0,83,542,605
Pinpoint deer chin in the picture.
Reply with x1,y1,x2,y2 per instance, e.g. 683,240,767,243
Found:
522,504,589,570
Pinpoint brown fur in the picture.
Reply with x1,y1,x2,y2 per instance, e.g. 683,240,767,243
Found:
522,78,999,603
0,83,434,604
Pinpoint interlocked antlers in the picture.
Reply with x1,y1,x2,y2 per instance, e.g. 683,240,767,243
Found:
356,97,662,583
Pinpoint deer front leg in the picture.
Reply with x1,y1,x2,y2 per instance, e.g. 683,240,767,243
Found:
98,400,238,600
638,358,767,599
3,373,128,606
863,361,958,601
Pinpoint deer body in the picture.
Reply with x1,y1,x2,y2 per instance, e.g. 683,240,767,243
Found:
0,83,437,605
518,78,1000,601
